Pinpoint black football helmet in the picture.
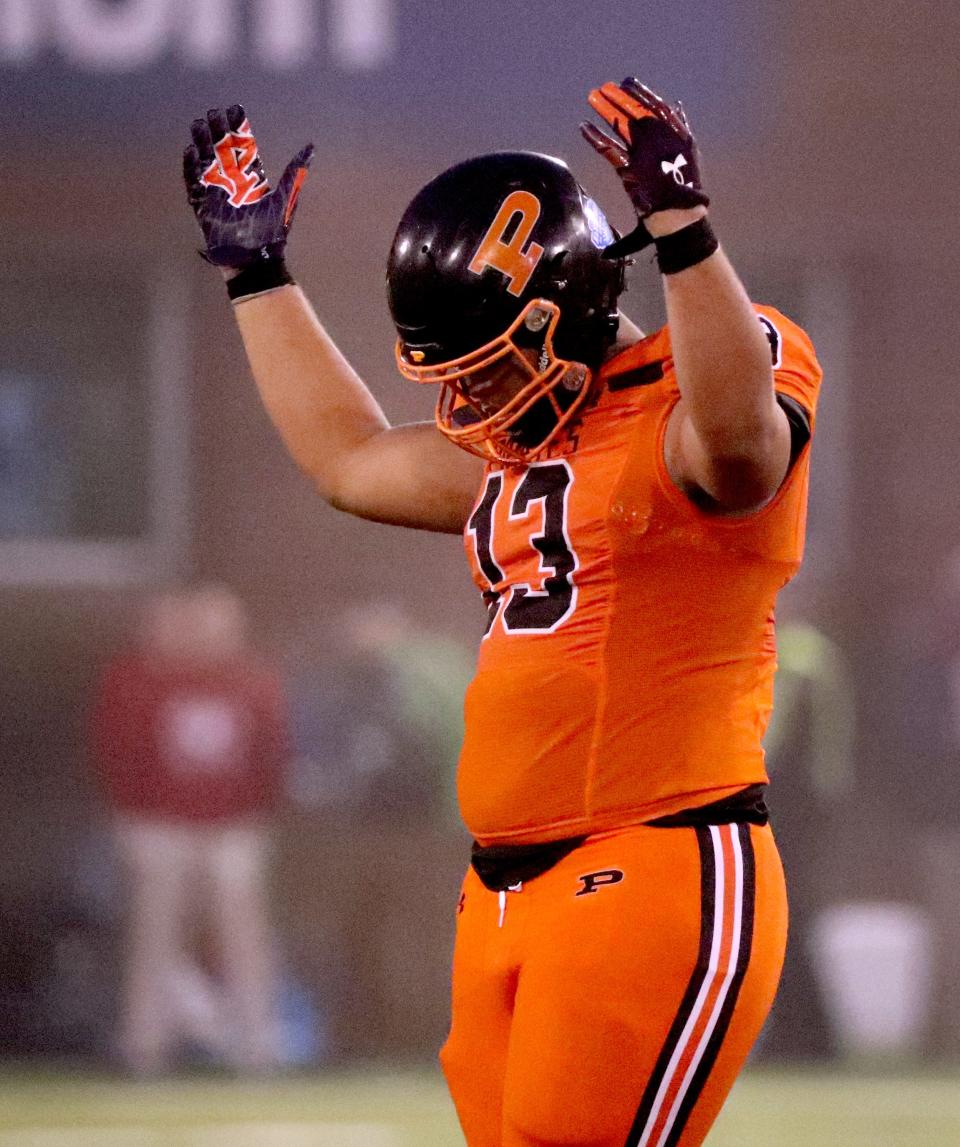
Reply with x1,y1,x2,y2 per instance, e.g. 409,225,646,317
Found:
387,152,625,464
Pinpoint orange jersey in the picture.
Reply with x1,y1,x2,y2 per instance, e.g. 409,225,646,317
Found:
458,305,823,846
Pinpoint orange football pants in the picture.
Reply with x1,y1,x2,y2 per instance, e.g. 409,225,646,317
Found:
440,822,787,1147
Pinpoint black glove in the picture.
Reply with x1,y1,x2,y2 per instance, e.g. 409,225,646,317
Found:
580,78,709,259
183,105,313,275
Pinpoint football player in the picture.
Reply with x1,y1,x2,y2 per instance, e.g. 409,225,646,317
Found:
184,79,821,1147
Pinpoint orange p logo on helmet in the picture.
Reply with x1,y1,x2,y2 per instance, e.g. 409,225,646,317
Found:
468,191,545,297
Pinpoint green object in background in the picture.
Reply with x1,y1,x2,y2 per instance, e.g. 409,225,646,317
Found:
382,635,474,823
765,621,856,799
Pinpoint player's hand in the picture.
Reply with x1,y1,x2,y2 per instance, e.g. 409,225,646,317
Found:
580,78,709,258
183,105,313,270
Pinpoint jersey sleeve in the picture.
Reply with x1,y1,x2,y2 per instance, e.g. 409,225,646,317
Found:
754,304,823,428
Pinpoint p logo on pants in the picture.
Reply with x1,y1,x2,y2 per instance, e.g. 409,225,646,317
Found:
575,868,625,896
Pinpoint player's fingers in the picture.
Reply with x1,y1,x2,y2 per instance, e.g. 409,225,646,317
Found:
587,88,635,143
183,144,202,188
190,117,215,166
206,106,230,144
578,121,629,169
226,103,247,133
588,83,657,144
598,80,658,122
620,77,662,104
620,77,686,134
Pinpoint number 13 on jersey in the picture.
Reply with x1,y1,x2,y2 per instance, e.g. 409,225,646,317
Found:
466,460,579,636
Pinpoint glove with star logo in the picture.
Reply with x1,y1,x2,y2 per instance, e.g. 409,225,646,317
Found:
183,104,313,299
580,78,709,259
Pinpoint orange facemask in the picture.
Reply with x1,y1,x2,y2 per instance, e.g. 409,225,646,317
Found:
395,300,592,465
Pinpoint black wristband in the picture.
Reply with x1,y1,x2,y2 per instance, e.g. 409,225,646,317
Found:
227,256,294,301
654,217,718,275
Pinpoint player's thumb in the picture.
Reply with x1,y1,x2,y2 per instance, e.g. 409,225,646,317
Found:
279,144,314,192
278,144,314,225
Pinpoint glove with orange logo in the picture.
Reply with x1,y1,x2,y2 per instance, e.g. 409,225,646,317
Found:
183,105,313,299
580,78,709,259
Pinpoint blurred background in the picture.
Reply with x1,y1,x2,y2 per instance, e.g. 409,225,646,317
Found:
2,0,960,1143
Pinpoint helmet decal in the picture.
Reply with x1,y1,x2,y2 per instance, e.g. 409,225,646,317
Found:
582,196,615,250
468,190,546,297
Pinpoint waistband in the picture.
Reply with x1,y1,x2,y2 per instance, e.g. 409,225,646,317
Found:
469,784,769,891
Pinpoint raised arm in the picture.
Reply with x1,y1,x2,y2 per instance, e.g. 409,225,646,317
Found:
183,106,483,534
582,79,790,512
652,222,790,512
232,286,482,531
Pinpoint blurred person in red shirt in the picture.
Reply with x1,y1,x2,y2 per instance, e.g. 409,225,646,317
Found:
91,583,290,1074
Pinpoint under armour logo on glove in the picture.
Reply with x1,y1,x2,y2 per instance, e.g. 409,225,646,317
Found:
200,117,270,208
661,153,691,186
580,77,709,258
